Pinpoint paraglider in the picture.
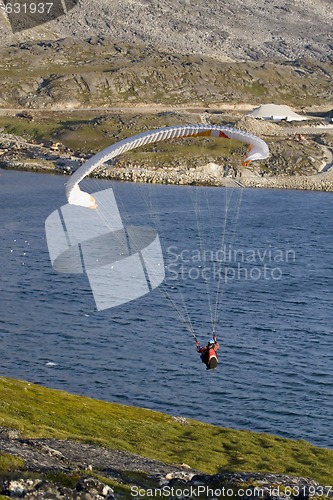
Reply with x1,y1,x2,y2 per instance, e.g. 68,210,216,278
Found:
196,335,220,370
65,124,270,209
45,122,269,361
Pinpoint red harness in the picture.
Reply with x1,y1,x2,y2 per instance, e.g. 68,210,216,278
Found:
207,347,218,364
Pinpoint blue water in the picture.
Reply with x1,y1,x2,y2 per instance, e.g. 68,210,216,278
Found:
1,168,333,448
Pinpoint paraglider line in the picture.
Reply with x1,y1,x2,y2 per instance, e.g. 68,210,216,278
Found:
78,243,86,273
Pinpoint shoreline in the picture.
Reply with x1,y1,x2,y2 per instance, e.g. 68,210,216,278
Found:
1,114,333,192
2,161,333,193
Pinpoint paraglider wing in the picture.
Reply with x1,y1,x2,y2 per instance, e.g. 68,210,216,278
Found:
66,125,269,208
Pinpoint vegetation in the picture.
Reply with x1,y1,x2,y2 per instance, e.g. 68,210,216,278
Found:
0,453,25,473
0,40,331,109
1,109,327,177
1,377,333,485
0,111,239,155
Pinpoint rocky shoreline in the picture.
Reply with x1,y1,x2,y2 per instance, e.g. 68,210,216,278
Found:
3,159,333,193
0,162,333,192
0,427,331,499
93,161,333,192
1,117,333,192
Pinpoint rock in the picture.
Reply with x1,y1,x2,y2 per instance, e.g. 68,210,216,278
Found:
0,477,116,499
0,426,21,439
165,471,195,481
77,477,115,499
161,472,328,500
172,415,190,425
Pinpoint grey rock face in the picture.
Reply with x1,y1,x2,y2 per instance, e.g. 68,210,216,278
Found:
1,0,332,63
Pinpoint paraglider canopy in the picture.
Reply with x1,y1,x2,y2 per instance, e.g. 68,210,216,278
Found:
65,124,269,209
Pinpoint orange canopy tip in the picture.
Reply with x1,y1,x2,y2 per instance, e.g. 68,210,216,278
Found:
89,195,97,209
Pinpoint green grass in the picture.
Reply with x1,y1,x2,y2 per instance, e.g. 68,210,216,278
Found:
44,471,82,489
0,452,25,473
0,117,60,142
0,113,242,160
1,377,333,484
118,137,244,168
247,82,267,97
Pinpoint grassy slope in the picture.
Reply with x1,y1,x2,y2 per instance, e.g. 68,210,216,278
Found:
0,112,243,157
1,377,333,484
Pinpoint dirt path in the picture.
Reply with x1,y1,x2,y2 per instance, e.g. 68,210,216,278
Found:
0,103,256,116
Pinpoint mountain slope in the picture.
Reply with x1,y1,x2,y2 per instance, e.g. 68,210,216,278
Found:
0,39,331,109
1,0,332,63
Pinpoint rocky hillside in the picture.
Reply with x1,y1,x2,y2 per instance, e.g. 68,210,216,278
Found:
0,0,331,110
0,427,330,499
0,38,331,109
1,0,332,64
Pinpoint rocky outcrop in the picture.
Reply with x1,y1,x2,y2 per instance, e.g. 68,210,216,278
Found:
241,173,333,191
80,155,333,192
0,477,115,499
0,427,332,499
158,470,330,498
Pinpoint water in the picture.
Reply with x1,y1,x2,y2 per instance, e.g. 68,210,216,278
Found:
1,168,333,449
